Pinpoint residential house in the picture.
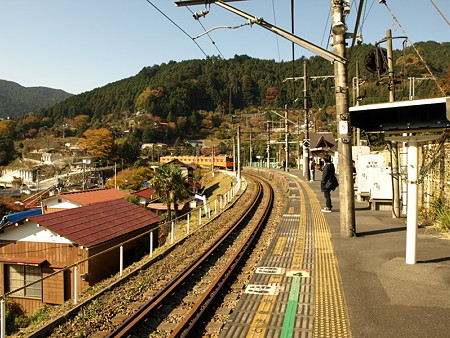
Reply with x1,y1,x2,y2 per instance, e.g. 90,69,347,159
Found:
43,188,128,214
0,199,162,314
0,158,40,188
309,132,337,160
132,188,156,207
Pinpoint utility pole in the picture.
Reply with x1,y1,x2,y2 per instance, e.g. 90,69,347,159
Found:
355,61,361,146
237,126,241,184
303,62,310,180
285,105,289,172
331,0,356,237
387,29,401,218
266,123,270,169
249,129,253,167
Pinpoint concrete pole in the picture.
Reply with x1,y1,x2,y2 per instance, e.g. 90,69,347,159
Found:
249,129,253,167
119,245,123,276
303,62,310,180
406,141,418,264
331,0,356,237
149,231,153,257
232,136,236,174
1,299,5,338
267,124,270,168
73,265,78,304
387,29,401,218
285,105,289,172
355,61,361,145
237,126,241,184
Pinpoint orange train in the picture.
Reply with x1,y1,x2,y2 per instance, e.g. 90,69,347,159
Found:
159,155,234,169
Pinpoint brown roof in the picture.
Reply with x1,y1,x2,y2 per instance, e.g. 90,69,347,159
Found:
132,188,155,199
57,188,128,206
29,199,162,248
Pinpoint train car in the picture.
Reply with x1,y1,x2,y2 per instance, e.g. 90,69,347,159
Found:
159,156,234,169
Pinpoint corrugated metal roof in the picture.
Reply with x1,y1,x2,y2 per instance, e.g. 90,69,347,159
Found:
56,188,128,206
132,188,155,199
29,199,162,248
0,209,43,230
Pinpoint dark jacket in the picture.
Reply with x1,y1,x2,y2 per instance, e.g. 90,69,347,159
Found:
321,162,336,192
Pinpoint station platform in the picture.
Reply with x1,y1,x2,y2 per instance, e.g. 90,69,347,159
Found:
220,169,450,338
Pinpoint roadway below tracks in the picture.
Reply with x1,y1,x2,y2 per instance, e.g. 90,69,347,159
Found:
221,168,450,338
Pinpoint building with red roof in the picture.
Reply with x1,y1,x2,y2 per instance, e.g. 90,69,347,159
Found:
43,187,128,214
0,198,162,314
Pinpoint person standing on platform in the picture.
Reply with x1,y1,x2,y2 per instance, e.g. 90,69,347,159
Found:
309,158,316,181
321,155,338,212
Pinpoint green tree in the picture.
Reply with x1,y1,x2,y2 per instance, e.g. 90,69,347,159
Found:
151,165,189,221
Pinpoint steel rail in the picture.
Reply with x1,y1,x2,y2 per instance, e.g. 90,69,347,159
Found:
172,175,274,337
108,174,269,337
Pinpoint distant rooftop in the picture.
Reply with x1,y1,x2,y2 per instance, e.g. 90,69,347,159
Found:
55,188,128,206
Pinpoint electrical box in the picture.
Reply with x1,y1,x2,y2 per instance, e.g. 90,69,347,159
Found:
357,154,384,194
370,167,393,199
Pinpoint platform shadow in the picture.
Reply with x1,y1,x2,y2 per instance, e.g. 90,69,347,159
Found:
418,256,450,263
357,226,406,237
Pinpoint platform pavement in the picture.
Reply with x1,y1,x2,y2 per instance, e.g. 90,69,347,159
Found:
289,169,450,338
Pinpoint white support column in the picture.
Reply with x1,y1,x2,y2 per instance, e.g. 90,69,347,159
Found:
214,199,217,214
1,298,5,338
149,232,153,258
73,265,78,304
198,209,202,225
119,245,124,276
406,140,419,264
187,214,190,234
170,221,174,244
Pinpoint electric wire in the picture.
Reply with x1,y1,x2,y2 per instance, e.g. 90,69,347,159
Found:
428,0,450,26
320,7,331,48
380,0,447,96
144,0,208,58
271,0,281,62
348,0,365,60
359,0,376,35
186,6,225,59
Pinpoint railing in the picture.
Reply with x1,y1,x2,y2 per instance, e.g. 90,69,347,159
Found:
0,171,245,337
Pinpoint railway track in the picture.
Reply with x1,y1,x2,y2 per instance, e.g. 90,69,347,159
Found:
107,174,274,337
21,173,278,338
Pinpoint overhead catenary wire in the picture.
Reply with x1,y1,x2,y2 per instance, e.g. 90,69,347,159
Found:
186,6,225,59
144,0,208,58
271,0,282,62
380,0,447,96
348,0,365,59
428,0,450,26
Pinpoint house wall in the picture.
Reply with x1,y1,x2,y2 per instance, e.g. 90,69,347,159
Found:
87,226,157,285
0,240,88,315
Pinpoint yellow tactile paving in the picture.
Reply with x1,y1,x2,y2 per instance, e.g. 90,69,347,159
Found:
273,237,287,255
300,180,350,338
246,178,307,337
246,275,282,338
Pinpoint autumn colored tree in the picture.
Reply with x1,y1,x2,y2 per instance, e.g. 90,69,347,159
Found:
106,167,154,191
78,128,114,160
0,120,17,139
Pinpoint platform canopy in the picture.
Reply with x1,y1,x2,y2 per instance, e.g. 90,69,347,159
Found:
349,97,450,133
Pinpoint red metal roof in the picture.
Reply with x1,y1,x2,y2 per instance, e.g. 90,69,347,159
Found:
57,188,128,206
29,199,162,248
132,188,155,199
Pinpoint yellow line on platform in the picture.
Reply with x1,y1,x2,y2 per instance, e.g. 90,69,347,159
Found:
301,181,350,338
273,237,287,255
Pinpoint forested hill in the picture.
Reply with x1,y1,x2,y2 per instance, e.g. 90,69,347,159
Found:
36,41,449,126
0,80,73,119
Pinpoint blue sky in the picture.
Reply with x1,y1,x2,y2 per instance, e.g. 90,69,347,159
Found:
1,0,449,94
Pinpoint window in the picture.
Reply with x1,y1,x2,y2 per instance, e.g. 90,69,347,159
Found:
5,264,42,298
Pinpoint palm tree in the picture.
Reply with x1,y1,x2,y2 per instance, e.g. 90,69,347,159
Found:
151,165,189,221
